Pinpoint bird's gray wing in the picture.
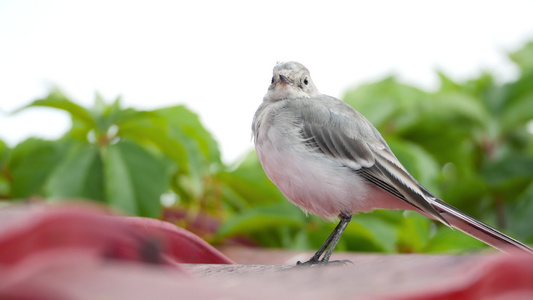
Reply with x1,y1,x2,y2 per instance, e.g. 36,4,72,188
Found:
294,97,449,226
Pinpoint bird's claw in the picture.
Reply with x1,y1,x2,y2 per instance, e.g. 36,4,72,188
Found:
294,259,353,267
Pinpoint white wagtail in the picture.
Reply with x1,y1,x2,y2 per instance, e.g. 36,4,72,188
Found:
252,61,533,265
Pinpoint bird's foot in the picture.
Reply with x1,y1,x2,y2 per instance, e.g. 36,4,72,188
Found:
295,258,353,267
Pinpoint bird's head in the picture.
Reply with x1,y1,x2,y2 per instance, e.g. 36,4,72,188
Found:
265,61,320,101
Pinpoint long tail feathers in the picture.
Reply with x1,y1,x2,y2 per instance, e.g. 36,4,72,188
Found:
431,198,533,254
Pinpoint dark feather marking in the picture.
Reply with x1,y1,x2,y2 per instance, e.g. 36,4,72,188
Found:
373,158,449,226
353,169,406,201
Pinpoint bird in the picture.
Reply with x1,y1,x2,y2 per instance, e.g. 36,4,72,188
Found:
251,61,533,265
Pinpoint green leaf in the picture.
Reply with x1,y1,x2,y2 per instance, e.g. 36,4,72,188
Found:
217,202,305,238
120,105,222,178
437,71,461,92
103,139,173,217
8,138,66,198
343,76,426,130
90,94,146,136
350,212,399,253
219,150,286,207
0,140,10,197
508,181,533,243
334,221,386,252
424,226,485,254
118,112,189,170
481,153,533,185
397,211,432,252
44,142,104,201
500,92,533,131
156,105,222,167
509,41,533,73
14,89,95,128
439,175,488,212
420,92,490,128
134,106,224,204
387,138,441,192
0,140,9,167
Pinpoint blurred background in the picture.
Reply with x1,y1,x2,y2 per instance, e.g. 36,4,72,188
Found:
1,0,533,253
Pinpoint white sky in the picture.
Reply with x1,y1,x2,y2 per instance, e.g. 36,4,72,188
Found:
1,0,533,163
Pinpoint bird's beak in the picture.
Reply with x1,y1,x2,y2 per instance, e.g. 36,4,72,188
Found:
279,74,291,84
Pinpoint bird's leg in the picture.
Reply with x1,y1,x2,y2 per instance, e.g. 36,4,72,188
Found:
296,214,352,266
320,214,352,263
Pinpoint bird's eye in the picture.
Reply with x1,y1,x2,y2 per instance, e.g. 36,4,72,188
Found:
304,77,309,85
271,76,274,84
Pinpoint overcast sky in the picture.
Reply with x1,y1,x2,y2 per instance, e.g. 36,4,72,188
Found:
1,0,533,163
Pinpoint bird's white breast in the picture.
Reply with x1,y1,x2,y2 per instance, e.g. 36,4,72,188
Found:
253,102,375,221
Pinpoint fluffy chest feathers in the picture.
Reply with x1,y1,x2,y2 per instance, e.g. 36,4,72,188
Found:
252,98,376,220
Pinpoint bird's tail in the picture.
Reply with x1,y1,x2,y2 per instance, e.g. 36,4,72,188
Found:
431,198,533,254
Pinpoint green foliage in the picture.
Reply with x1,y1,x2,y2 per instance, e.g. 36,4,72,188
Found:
7,138,64,198
4,91,219,219
2,42,532,253
0,140,10,198
44,141,105,202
